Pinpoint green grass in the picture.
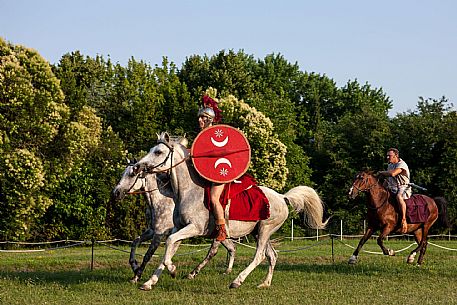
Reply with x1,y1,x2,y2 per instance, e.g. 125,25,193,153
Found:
1,238,456,305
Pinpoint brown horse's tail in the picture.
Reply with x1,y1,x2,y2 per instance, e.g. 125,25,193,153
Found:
434,197,450,228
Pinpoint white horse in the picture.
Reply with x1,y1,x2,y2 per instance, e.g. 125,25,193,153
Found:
111,159,236,283
134,133,328,289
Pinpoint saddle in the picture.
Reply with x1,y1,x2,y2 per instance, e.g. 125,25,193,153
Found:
404,194,429,224
204,174,270,221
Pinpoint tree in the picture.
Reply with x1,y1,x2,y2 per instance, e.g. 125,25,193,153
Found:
205,88,288,190
391,97,457,230
300,79,392,233
180,52,315,190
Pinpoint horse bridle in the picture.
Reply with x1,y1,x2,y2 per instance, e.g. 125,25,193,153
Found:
351,176,379,193
126,167,157,195
351,175,388,210
143,140,190,175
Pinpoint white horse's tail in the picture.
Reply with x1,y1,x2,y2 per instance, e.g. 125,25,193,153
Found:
284,186,328,230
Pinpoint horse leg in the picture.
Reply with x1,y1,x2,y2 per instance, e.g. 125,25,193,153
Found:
416,240,428,265
407,229,423,264
131,233,162,283
348,227,374,264
230,229,270,289
222,239,236,274
187,240,221,279
129,229,154,276
257,240,277,288
139,240,182,291
377,225,395,256
416,223,434,265
141,223,201,290
163,224,200,271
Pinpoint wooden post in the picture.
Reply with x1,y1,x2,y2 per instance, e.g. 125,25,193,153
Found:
91,238,95,271
340,219,343,240
291,219,294,241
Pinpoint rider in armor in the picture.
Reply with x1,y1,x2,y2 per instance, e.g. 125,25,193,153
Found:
197,95,227,241
379,148,412,233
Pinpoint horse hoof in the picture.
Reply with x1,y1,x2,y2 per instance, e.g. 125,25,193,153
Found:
187,273,195,280
348,255,358,264
407,252,416,264
257,283,270,288
229,282,241,289
169,265,177,278
139,284,152,291
388,249,395,256
130,276,139,284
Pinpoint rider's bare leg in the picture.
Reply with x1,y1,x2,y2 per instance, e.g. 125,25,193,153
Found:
210,183,227,241
397,193,408,233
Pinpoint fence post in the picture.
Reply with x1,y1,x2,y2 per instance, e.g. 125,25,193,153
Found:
331,235,334,263
340,219,343,240
91,238,95,271
316,229,319,241
291,219,294,241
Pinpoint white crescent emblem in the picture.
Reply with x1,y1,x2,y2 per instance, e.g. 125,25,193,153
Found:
214,158,232,168
211,136,229,147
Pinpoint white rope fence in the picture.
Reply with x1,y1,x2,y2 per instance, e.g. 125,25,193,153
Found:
1,234,456,256
336,239,417,254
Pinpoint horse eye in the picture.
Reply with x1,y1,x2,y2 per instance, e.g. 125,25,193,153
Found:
154,150,162,156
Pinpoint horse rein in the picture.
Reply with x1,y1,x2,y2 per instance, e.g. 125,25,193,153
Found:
126,175,171,196
351,176,379,193
143,140,191,175
351,175,388,210
126,168,153,195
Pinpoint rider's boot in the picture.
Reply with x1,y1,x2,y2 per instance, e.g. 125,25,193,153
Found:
214,220,227,241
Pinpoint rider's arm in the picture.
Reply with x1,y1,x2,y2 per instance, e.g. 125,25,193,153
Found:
378,168,402,177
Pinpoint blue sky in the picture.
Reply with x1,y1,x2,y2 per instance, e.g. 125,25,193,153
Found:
2,0,456,116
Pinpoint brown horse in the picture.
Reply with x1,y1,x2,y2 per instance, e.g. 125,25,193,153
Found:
348,171,448,265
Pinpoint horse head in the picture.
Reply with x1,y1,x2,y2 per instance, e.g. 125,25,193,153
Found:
348,171,379,199
111,158,146,202
134,132,189,176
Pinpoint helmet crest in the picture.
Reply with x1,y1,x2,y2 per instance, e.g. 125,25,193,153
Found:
198,95,222,123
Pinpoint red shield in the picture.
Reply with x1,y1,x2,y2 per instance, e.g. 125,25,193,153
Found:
191,125,251,183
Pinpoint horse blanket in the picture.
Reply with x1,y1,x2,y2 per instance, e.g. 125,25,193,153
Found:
405,194,429,223
204,174,270,221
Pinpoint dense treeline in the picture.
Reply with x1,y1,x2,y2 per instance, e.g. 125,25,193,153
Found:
1,38,455,241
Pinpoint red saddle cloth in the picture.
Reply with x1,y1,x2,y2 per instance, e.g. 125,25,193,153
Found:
405,194,429,224
204,174,270,221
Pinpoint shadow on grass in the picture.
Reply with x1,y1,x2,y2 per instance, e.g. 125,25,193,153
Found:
0,267,128,286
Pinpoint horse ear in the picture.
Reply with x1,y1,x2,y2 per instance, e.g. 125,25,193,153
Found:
164,132,170,143
133,157,138,163
179,136,188,147
156,133,161,140
126,157,131,164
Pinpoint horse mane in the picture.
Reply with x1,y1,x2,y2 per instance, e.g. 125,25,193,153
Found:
363,169,382,180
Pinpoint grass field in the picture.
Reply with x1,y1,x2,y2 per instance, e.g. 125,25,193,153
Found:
1,238,456,305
